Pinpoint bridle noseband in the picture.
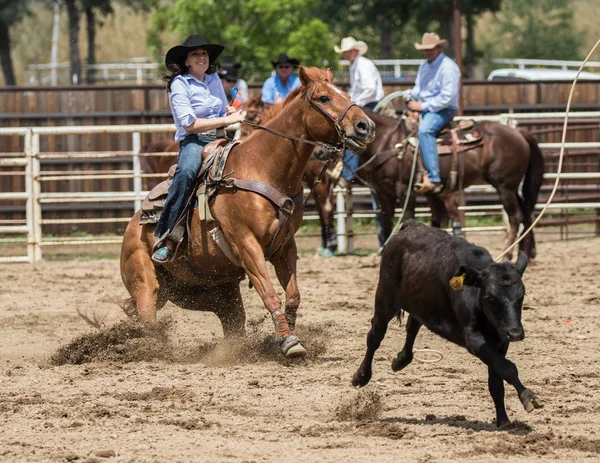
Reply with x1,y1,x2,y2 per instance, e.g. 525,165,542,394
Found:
240,81,360,158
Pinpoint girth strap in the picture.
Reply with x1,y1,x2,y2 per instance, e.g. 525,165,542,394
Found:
220,179,303,260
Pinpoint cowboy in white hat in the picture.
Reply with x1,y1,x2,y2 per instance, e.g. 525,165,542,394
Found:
335,37,384,109
405,32,461,194
334,36,385,248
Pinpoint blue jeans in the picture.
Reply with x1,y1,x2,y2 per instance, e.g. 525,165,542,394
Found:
340,150,359,182
154,134,214,238
417,108,456,183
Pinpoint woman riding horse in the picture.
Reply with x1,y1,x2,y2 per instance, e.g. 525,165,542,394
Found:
152,35,244,264
121,67,375,357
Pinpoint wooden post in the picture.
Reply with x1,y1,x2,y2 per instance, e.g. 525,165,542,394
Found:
454,0,464,116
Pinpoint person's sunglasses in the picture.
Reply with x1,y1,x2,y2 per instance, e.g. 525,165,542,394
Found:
277,65,292,69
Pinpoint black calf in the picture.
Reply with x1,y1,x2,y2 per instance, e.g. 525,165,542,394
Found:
352,220,543,427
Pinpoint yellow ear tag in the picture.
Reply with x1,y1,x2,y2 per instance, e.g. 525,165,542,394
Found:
450,273,466,291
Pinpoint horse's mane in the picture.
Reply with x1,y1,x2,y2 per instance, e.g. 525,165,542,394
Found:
261,67,331,125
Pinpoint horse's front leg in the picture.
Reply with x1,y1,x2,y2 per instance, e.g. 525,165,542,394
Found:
271,238,301,332
237,236,307,358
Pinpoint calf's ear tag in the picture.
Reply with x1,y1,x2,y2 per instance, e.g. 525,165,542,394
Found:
450,273,466,291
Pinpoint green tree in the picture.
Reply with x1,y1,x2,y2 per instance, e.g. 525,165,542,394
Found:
147,0,338,80
481,0,582,60
312,0,416,59
0,0,32,86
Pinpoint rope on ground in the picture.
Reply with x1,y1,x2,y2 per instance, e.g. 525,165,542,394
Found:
494,38,600,262
413,348,444,364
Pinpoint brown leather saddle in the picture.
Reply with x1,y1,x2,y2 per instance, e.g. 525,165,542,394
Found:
139,138,303,265
140,139,230,223
436,119,484,155
405,119,485,193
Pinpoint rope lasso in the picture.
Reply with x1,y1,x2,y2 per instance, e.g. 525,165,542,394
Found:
494,38,600,262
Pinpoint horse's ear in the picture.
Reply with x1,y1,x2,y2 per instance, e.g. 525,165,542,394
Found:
325,68,334,82
299,66,311,87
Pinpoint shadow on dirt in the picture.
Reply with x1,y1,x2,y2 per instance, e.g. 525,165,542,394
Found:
381,415,534,435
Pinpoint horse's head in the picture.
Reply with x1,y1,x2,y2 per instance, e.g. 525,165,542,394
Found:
298,66,375,152
242,94,266,125
239,94,266,139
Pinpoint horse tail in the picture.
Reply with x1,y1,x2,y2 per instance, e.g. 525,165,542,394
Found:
519,129,545,219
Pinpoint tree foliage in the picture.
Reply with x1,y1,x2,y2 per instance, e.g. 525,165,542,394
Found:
147,0,339,79
0,0,32,85
480,0,582,60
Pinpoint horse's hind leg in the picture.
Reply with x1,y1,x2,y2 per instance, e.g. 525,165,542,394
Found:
211,283,246,338
498,187,524,261
391,314,422,372
517,195,535,259
121,249,167,324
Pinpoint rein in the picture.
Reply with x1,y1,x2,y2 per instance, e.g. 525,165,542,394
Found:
240,83,357,155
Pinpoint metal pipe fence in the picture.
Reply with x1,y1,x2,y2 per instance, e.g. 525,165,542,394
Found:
1,114,599,262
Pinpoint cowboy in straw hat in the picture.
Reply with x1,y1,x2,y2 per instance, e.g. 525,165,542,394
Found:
261,53,302,105
152,35,245,264
404,32,461,195
333,36,385,248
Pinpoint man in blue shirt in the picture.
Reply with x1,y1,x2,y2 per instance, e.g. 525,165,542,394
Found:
261,53,302,105
405,32,461,194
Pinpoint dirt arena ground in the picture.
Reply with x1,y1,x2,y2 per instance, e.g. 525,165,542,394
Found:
1,233,599,462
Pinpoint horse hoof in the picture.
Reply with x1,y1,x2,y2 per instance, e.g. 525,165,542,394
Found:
316,247,334,258
281,335,307,358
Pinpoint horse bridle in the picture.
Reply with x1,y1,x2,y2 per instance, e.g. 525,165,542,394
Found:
240,82,359,158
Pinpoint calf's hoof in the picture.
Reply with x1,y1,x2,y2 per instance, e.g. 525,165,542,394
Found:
281,335,307,358
391,353,412,372
351,368,371,387
519,388,543,412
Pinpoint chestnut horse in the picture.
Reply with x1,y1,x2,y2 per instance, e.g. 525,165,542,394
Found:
140,95,338,255
121,67,375,357
356,108,544,260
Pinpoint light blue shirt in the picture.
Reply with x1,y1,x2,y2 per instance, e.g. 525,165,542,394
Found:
261,74,301,104
409,53,460,113
169,73,228,141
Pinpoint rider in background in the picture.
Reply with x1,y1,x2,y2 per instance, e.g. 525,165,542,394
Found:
261,53,302,106
152,35,244,264
334,36,386,250
404,32,460,194
217,56,248,104
219,66,243,109
333,37,384,188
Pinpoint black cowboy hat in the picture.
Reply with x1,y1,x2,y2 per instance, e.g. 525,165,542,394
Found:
218,67,238,82
271,53,300,68
165,35,225,67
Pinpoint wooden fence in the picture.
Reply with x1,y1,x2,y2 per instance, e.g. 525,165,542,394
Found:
1,80,599,236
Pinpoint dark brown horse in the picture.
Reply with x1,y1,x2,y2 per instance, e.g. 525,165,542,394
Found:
140,96,338,255
356,108,544,260
121,67,375,357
